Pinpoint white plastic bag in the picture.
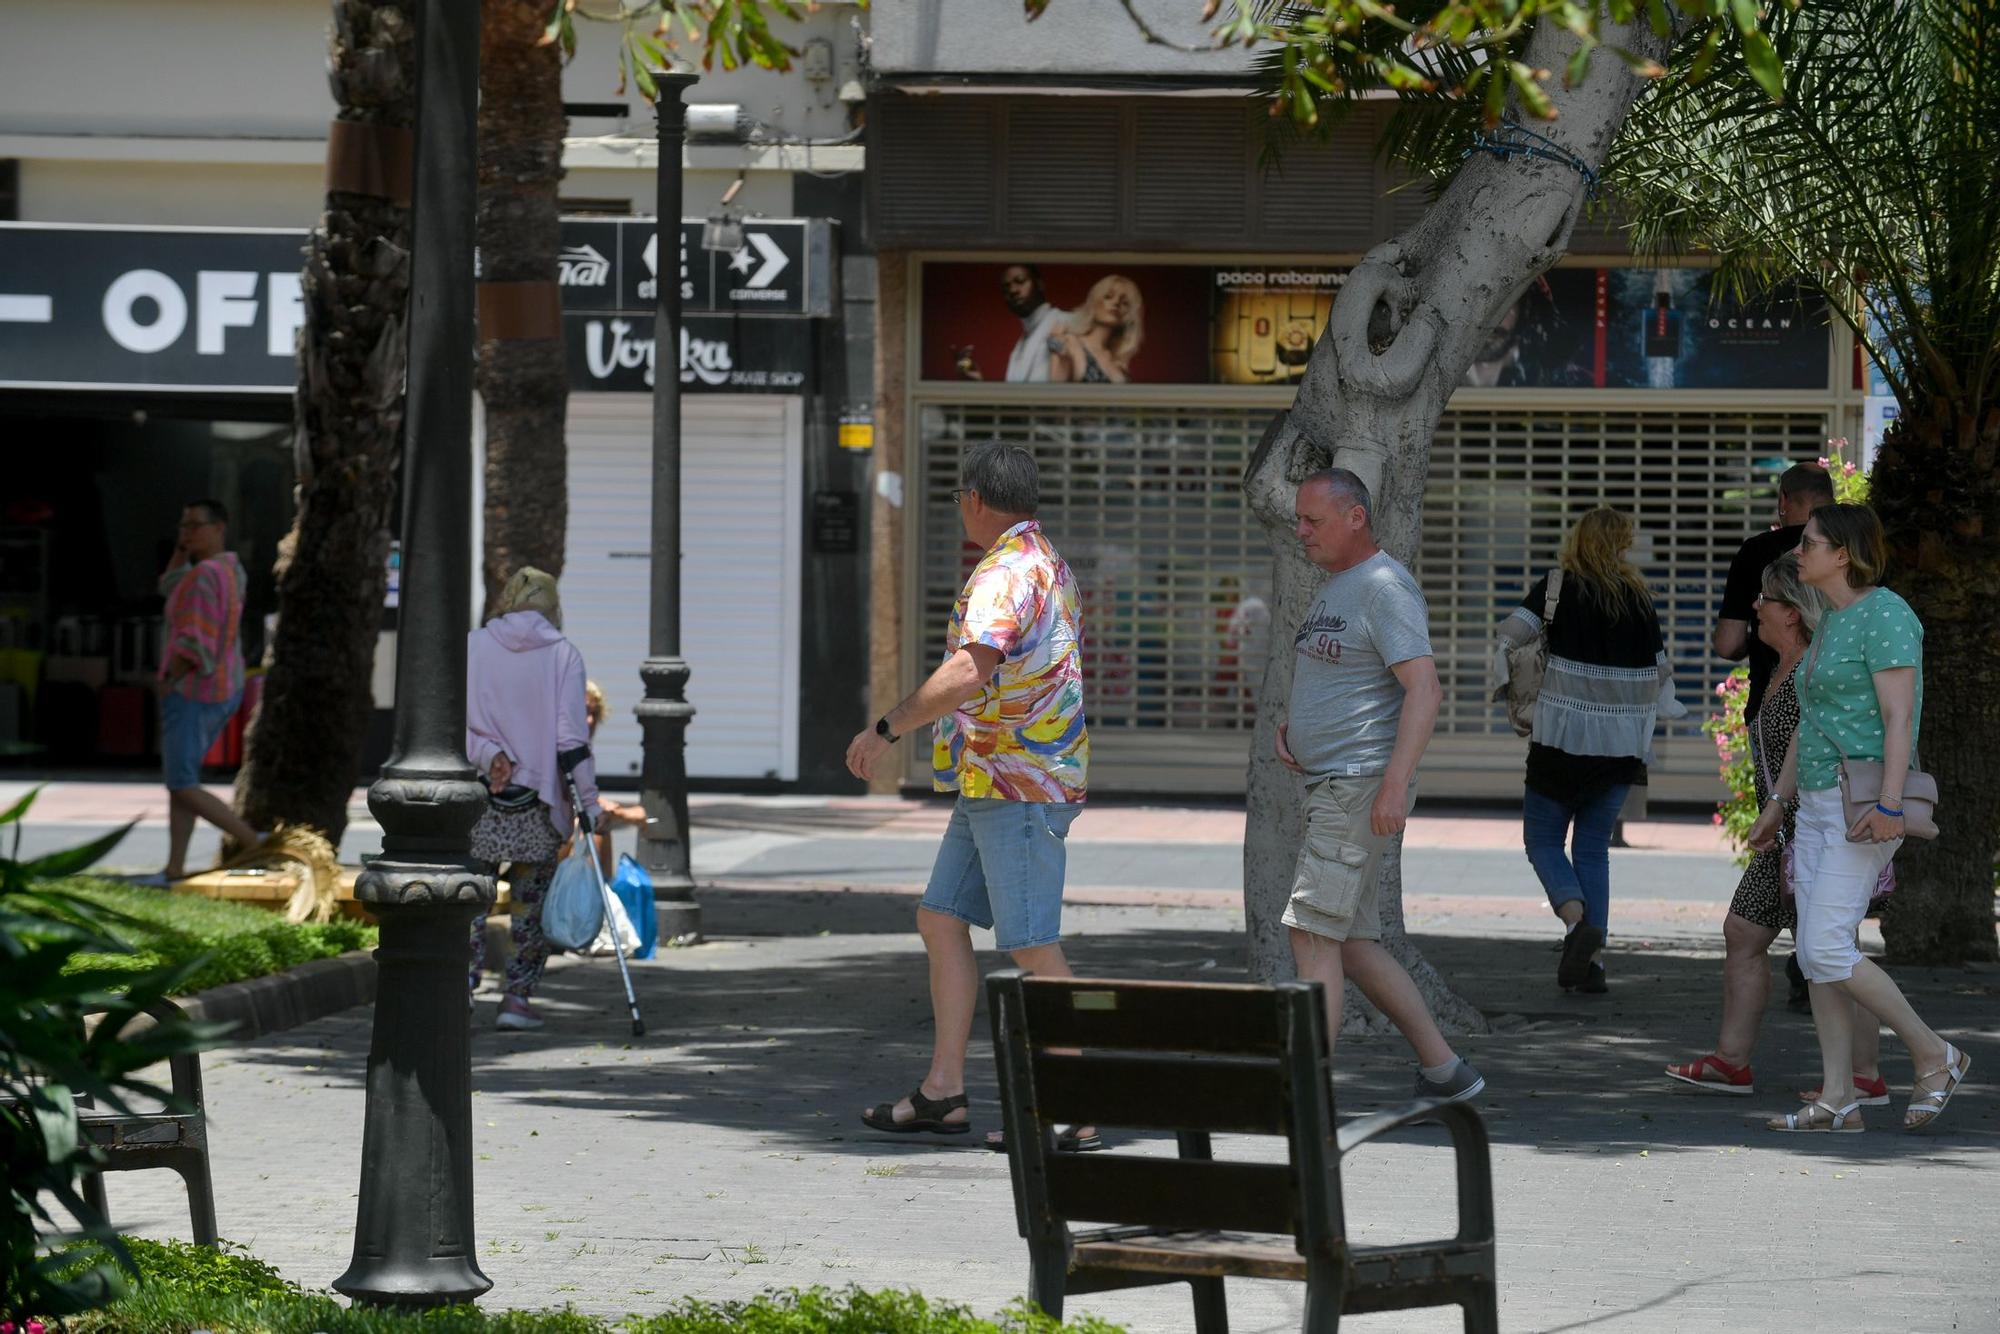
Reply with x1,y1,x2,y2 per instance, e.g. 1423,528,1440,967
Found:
541,839,604,952
584,878,642,957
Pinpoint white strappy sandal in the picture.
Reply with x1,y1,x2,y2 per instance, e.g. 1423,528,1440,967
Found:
1768,1098,1865,1133
1905,1045,1971,1132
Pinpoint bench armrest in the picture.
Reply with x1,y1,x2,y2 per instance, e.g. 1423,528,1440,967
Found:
1337,1098,1494,1244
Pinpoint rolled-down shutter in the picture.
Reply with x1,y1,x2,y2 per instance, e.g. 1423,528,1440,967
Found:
563,394,802,781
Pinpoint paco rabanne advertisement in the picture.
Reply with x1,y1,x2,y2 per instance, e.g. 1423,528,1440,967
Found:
918,261,1828,392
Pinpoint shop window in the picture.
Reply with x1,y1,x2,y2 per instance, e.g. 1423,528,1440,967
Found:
919,401,1830,787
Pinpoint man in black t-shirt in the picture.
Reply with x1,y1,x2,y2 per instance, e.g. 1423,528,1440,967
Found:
1714,462,1836,723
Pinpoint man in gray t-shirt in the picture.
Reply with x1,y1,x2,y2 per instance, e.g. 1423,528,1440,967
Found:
1274,469,1483,1106
1285,550,1434,780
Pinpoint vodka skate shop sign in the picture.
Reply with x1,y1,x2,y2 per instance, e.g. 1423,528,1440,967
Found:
0,219,830,394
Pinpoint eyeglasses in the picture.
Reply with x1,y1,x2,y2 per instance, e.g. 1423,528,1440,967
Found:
1795,535,1834,552
950,488,974,506
176,518,218,531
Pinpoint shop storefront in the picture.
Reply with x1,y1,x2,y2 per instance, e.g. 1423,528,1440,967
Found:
0,217,867,787
880,238,1856,802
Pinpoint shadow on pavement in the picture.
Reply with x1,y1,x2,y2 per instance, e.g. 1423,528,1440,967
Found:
236,886,1999,1169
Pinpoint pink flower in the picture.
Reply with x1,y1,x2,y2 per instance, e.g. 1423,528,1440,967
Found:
1844,463,1858,475
5,1318,19,1333
26,1322,45,1334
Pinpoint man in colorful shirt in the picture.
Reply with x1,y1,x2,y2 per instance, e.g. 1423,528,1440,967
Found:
151,499,260,884
847,441,1092,1145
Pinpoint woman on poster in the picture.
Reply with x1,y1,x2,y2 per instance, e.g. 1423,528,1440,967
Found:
1048,274,1144,383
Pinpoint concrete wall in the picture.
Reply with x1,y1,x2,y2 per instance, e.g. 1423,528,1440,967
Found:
869,0,1252,81
1,0,862,226
0,0,863,142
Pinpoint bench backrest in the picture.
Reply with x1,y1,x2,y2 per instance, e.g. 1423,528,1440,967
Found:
987,971,1344,1256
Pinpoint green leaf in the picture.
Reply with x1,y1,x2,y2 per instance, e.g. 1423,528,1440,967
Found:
539,0,564,47
1646,0,1672,37
1565,41,1593,89
0,783,40,826
1687,24,1725,83
1741,27,1785,101
22,821,134,881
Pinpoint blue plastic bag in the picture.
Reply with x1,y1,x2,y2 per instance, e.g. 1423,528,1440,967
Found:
611,854,658,960
542,840,604,952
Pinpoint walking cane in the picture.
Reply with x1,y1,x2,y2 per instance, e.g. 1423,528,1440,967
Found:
557,745,645,1037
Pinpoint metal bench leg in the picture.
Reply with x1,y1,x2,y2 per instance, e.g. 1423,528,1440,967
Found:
1462,1282,1499,1334
1028,1244,1066,1322
175,1153,219,1248
80,1170,109,1227
1302,1258,1342,1333
1189,1275,1228,1334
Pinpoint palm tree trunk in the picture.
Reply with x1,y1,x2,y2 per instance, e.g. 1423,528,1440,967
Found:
1239,18,1666,1032
1870,398,2000,964
236,0,416,842
476,0,569,619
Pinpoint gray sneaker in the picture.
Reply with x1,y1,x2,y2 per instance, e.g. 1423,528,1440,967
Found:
1414,1061,1485,1104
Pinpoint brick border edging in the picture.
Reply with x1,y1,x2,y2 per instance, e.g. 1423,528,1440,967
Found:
173,950,377,1043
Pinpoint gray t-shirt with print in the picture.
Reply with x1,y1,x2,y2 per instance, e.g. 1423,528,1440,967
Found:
1286,550,1434,780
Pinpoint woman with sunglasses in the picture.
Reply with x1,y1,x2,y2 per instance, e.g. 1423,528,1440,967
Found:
1666,553,1884,1100
1749,505,1968,1132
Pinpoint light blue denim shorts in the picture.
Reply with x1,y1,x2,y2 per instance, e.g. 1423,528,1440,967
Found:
920,796,1083,951
160,690,240,792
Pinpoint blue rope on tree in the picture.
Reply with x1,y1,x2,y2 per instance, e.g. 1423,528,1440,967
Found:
1464,116,1601,200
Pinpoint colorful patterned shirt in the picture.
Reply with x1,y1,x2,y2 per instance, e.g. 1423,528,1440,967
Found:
159,553,246,704
1794,587,1923,792
932,520,1089,802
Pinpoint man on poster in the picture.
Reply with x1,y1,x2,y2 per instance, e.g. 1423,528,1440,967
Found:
953,264,1070,384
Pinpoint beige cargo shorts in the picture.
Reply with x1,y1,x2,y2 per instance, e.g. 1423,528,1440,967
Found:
1281,775,1415,942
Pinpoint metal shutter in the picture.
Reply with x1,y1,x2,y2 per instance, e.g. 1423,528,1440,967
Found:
1417,406,1832,797
564,394,803,782
916,399,1829,796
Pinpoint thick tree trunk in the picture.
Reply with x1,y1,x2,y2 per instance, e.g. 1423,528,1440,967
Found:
1240,20,1667,1030
236,1,415,842
1869,398,2000,964
476,0,569,619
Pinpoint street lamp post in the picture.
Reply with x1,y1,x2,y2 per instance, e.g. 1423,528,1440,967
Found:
332,0,492,1308
637,71,702,942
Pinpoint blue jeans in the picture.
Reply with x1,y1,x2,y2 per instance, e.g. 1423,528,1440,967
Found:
160,690,241,792
920,797,1082,951
1522,784,1629,935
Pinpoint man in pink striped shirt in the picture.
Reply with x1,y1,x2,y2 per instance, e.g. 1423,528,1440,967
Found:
150,499,261,883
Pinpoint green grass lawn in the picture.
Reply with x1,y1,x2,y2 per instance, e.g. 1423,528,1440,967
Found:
56,877,377,996
50,1239,1124,1333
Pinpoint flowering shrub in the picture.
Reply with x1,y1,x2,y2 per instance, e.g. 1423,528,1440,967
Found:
1706,440,1871,855
1705,668,1759,861
1821,437,1870,503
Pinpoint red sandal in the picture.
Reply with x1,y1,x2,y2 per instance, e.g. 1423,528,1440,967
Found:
1664,1053,1754,1095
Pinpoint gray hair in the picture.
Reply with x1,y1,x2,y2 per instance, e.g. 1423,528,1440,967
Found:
960,441,1039,515
1761,550,1826,638
1301,467,1372,524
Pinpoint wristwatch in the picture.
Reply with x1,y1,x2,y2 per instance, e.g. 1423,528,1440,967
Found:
875,716,900,744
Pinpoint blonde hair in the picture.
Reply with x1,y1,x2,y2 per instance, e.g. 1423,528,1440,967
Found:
1811,502,1887,588
1558,507,1652,617
491,566,561,628
1760,551,1826,639
1068,274,1144,369
585,679,607,727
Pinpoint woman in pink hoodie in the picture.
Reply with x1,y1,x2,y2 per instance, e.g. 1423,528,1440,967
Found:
466,568,602,1031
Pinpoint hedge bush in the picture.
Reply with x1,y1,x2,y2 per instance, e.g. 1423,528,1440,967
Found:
54,1241,1125,1333
54,878,376,995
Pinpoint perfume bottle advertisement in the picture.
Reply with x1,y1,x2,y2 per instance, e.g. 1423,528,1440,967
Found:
918,261,1827,391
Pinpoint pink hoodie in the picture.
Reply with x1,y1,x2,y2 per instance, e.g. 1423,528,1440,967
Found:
466,610,601,839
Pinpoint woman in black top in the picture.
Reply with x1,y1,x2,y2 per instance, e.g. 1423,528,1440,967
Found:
1495,508,1680,993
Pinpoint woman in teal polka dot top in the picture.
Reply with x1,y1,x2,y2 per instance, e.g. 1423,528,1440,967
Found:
1747,504,1969,1133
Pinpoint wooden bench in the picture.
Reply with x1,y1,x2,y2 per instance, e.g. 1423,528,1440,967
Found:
987,971,1497,1332
77,997,218,1248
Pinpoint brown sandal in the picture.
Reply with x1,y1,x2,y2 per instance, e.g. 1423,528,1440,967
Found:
861,1086,970,1136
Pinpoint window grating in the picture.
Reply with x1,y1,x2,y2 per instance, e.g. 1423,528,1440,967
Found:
918,402,1830,784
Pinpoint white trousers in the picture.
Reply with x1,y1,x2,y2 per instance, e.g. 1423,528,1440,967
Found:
1792,788,1900,983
